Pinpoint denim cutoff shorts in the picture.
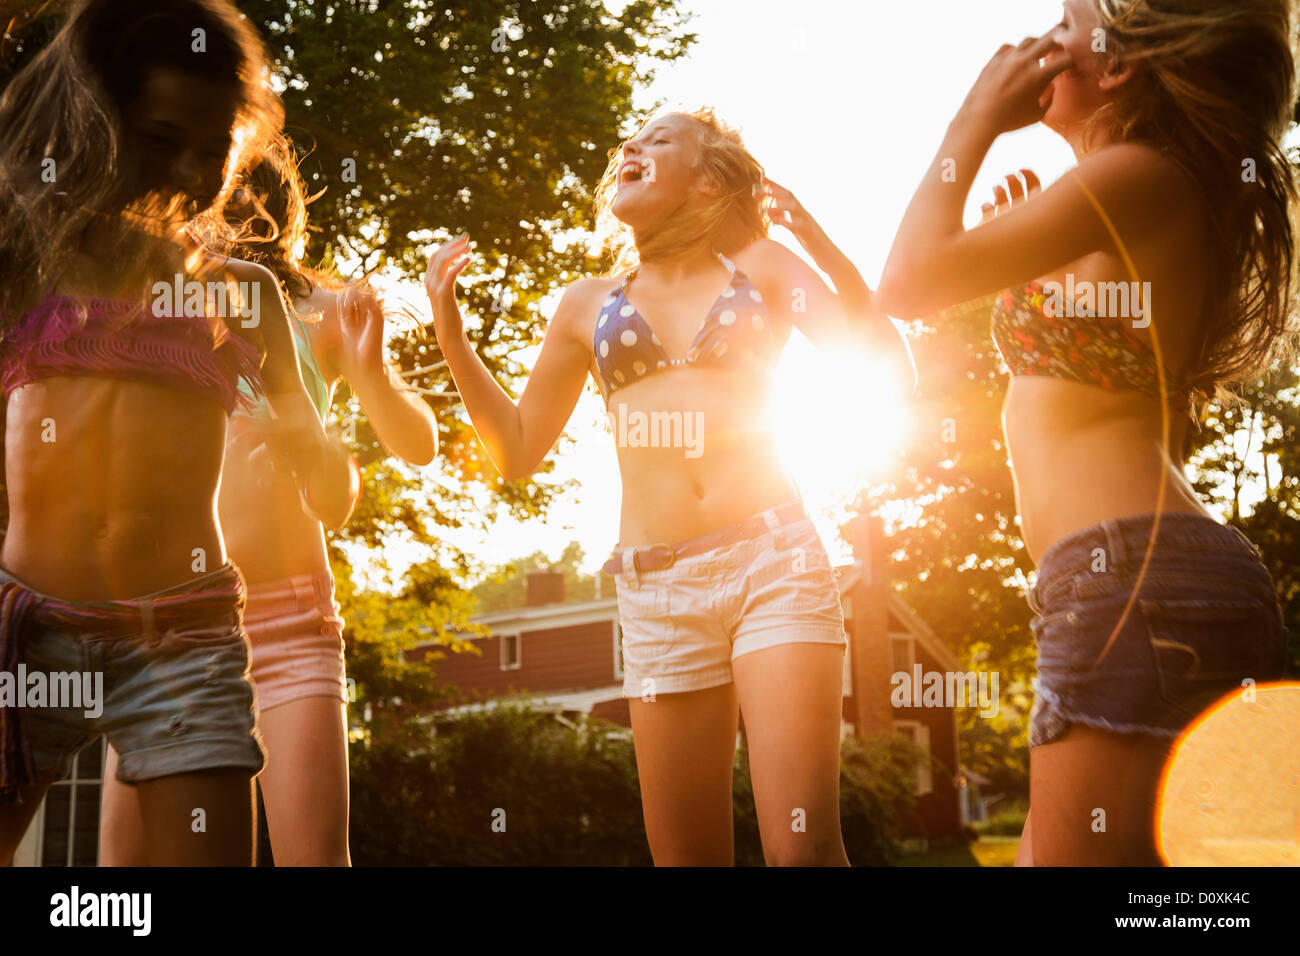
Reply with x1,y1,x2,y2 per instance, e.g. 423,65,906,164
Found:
1,564,265,784
1028,513,1287,748
613,502,848,698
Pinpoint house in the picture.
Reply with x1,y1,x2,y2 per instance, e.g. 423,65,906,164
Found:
413,513,969,842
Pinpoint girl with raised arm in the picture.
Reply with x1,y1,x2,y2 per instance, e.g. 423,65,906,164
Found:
425,108,913,865
878,0,1295,864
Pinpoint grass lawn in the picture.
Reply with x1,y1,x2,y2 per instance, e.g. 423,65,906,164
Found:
896,836,1020,867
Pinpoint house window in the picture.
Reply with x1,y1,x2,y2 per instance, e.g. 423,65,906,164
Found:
612,619,624,679
41,737,106,866
890,635,915,676
499,633,521,671
894,720,933,796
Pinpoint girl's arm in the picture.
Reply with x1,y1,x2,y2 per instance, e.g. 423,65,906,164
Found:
328,284,439,466
221,256,360,528
875,33,1180,317
761,178,916,392
424,235,593,481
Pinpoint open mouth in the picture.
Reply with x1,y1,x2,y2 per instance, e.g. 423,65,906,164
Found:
619,161,645,184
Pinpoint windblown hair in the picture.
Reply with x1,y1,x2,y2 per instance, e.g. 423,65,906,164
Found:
222,132,320,302
0,0,282,328
1091,0,1299,410
590,107,770,276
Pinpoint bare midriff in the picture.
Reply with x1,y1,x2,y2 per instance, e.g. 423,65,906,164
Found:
1003,375,1210,564
606,364,798,547
3,376,228,600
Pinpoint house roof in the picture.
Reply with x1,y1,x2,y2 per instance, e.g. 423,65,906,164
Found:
428,562,961,672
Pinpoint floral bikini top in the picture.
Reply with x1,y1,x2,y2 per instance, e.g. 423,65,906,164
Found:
990,281,1187,403
593,253,779,404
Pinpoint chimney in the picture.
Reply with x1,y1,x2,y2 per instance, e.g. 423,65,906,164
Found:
525,568,565,607
846,512,893,737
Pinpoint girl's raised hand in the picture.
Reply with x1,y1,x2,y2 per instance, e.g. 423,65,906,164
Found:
962,33,1073,134
424,235,472,341
762,177,831,257
979,169,1043,223
337,283,387,382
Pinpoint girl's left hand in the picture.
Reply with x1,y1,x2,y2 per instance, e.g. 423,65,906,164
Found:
337,283,387,382
762,177,830,253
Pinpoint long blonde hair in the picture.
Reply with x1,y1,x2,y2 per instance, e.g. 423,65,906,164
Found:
1091,0,1298,411
590,107,769,276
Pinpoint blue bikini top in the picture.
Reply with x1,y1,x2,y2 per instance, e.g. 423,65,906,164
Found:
593,253,778,403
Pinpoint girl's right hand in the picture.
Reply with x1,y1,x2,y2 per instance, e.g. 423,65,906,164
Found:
961,33,1073,134
424,235,472,341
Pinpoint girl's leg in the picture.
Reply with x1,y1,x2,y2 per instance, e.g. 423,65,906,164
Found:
733,643,849,866
100,747,147,865
135,768,256,866
1015,809,1033,866
255,697,351,865
627,684,739,866
1027,726,1171,865
0,775,58,865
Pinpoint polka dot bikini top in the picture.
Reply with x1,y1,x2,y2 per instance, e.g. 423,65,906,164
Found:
593,253,777,403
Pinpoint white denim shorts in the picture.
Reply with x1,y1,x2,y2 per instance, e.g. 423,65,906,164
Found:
613,507,847,698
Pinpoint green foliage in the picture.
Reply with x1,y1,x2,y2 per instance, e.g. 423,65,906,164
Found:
349,701,922,865
971,796,1029,838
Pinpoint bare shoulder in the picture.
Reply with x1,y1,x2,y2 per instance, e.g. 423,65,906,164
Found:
1074,142,1202,210
730,237,796,277
549,275,622,338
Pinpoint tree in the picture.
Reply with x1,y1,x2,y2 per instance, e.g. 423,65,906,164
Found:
470,539,600,612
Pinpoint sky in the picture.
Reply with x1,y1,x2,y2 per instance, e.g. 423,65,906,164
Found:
381,0,1271,585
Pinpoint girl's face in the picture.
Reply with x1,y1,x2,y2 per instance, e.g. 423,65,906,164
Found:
610,113,711,230
124,67,240,213
1042,0,1115,138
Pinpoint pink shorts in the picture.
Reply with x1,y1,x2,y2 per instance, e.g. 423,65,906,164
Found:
613,507,847,698
243,571,348,712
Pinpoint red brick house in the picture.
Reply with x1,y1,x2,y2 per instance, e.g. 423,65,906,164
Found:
417,514,967,841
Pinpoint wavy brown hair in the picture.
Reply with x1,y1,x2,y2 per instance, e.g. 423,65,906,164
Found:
0,0,281,328
221,132,320,302
591,107,770,276
1091,0,1299,411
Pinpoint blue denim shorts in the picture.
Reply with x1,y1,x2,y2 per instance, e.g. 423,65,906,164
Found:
1,564,265,784
1028,513,1287,748
613,502,847,698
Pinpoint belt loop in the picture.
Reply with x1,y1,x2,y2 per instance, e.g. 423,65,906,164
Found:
1102,519,1127,572
140,598,157,644
761,508,781,532
625,548,639,589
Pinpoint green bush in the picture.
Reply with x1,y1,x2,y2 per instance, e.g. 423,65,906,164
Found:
350,700,921,866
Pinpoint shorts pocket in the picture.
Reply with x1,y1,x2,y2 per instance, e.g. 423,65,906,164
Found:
1140,598,1282,710
615,577,673,661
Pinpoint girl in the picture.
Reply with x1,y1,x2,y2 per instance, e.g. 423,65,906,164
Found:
0,0,346,865
424,108,913,865
100,137,439,866
878,0,1295,864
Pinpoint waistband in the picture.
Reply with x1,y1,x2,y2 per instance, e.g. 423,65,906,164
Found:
1032,512,1260,602
602,498,807,579
243,569,338,612
0,562,246,636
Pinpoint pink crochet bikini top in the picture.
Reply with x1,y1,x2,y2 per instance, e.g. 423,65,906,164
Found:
1,295,264,414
